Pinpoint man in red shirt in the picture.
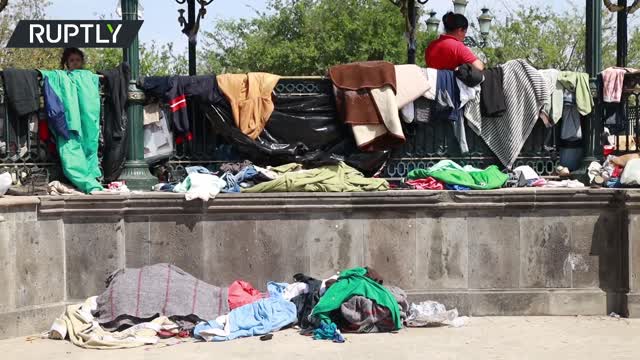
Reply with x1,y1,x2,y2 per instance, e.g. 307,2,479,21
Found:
425,12,484,71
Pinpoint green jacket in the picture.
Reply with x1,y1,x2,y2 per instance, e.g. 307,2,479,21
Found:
408,163,508,190
243,162,388,193
558,71,593,116
311,267,402,330
40,70,102,193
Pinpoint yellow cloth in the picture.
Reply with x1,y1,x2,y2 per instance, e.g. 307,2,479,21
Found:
52,297,176,350
217,72,281,139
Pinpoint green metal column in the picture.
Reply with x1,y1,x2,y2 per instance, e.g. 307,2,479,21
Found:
407,0,417,64
119,0,157,190
188,0,197,75
579,0,603,182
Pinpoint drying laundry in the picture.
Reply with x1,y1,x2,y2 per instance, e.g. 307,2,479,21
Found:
40,70,103,193
539,69,563,124
335,286,409,333
1,68,40,117
479,66,507,117
465,59,550,169
394,64,430,108
558,71,593,116
242,162,389,193
228,280,265,310
216,72,281,139
406,177,444,190
173,173,227,201
602,67,627,103
99,63,131,182
139,75,225,139
330,61,404,151
408,160,508,190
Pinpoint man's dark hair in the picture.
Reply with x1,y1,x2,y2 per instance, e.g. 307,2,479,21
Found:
442,12,469,32
60,47,85,69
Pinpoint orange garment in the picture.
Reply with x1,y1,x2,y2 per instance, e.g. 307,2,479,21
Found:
216,73,281,139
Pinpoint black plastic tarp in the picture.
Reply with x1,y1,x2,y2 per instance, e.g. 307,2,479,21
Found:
202,93,389,176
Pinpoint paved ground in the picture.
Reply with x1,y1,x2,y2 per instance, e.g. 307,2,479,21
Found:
1,317,640,360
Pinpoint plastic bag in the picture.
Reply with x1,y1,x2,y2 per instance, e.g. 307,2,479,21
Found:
406,301,463,327
0,172,11,196
201,93,390,176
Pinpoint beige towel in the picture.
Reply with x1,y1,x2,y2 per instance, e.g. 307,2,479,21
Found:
395,64,430,108
143,103,161,125
352,85,405,151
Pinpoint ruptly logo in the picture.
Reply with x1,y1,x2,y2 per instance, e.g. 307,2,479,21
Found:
6,20,143,48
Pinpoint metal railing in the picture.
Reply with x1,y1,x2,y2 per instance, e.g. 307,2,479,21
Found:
1,75,615,188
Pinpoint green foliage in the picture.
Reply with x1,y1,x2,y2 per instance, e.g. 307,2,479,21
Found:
201,0,408,75
140,41,188,76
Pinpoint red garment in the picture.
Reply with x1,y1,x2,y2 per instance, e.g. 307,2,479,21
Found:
228,280,264,310
425,34,478,70
613,165,624,178
406,177,444,190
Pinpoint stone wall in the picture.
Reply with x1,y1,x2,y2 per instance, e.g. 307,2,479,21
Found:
0,189,636,339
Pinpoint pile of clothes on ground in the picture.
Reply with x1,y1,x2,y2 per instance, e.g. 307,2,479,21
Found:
46,263,465,349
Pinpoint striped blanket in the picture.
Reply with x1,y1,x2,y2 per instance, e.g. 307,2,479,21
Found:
465,59,549,168
95,263,229,331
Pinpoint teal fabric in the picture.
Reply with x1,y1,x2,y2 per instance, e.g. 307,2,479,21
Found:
408,161,508,190
311,267,402,330
40,70,103,193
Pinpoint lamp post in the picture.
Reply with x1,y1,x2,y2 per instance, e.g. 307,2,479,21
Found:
426,11,440,33
452,0,469,14
463,7,493,48
175,0,214,76
119,0,157,190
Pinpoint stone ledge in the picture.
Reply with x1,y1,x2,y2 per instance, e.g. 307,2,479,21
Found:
34,189,638,216
0,302,68,339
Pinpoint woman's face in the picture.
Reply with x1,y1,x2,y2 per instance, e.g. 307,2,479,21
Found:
66,53,84,70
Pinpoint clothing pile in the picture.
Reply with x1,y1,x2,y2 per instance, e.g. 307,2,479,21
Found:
588,153,640,188
406,160,509,190
47,264,467,349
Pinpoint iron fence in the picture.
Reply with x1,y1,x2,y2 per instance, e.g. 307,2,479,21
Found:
0,75,614,187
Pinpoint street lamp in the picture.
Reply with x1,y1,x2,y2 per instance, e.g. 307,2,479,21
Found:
426,11,440,33
175,0,215,76
452,0,469,14
477,7,493,36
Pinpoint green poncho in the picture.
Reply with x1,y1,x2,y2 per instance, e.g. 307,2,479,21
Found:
408,160,508,190
40,70,102,193
311,267,402,330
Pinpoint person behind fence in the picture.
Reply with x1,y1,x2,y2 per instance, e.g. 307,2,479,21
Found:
60,47,85,71
424,12,484,71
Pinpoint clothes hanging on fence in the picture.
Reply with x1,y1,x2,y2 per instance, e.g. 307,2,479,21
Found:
42,77,70,140
561,91,582,141
330,61,404,151
558,71,593,116
539,69,563,124
98,62,131,183
602,67,627,103
1,68,40,117
139,75,224,140
479,67,507,117
435,70,468,154
394,64,430,108
455,64,483,87
464,59,549,169
216,72,281,140
40,70,103,193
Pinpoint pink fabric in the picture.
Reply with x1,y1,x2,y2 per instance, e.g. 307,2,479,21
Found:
602,67,626,103
406,177,444,190
227,280,264,310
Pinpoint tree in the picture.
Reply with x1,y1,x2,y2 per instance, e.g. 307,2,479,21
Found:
200,0,409,75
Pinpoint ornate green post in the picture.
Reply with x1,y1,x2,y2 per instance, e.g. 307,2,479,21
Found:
578,0,603,182
119,0,157,190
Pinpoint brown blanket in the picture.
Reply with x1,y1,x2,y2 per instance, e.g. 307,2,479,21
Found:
329,61,404,151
